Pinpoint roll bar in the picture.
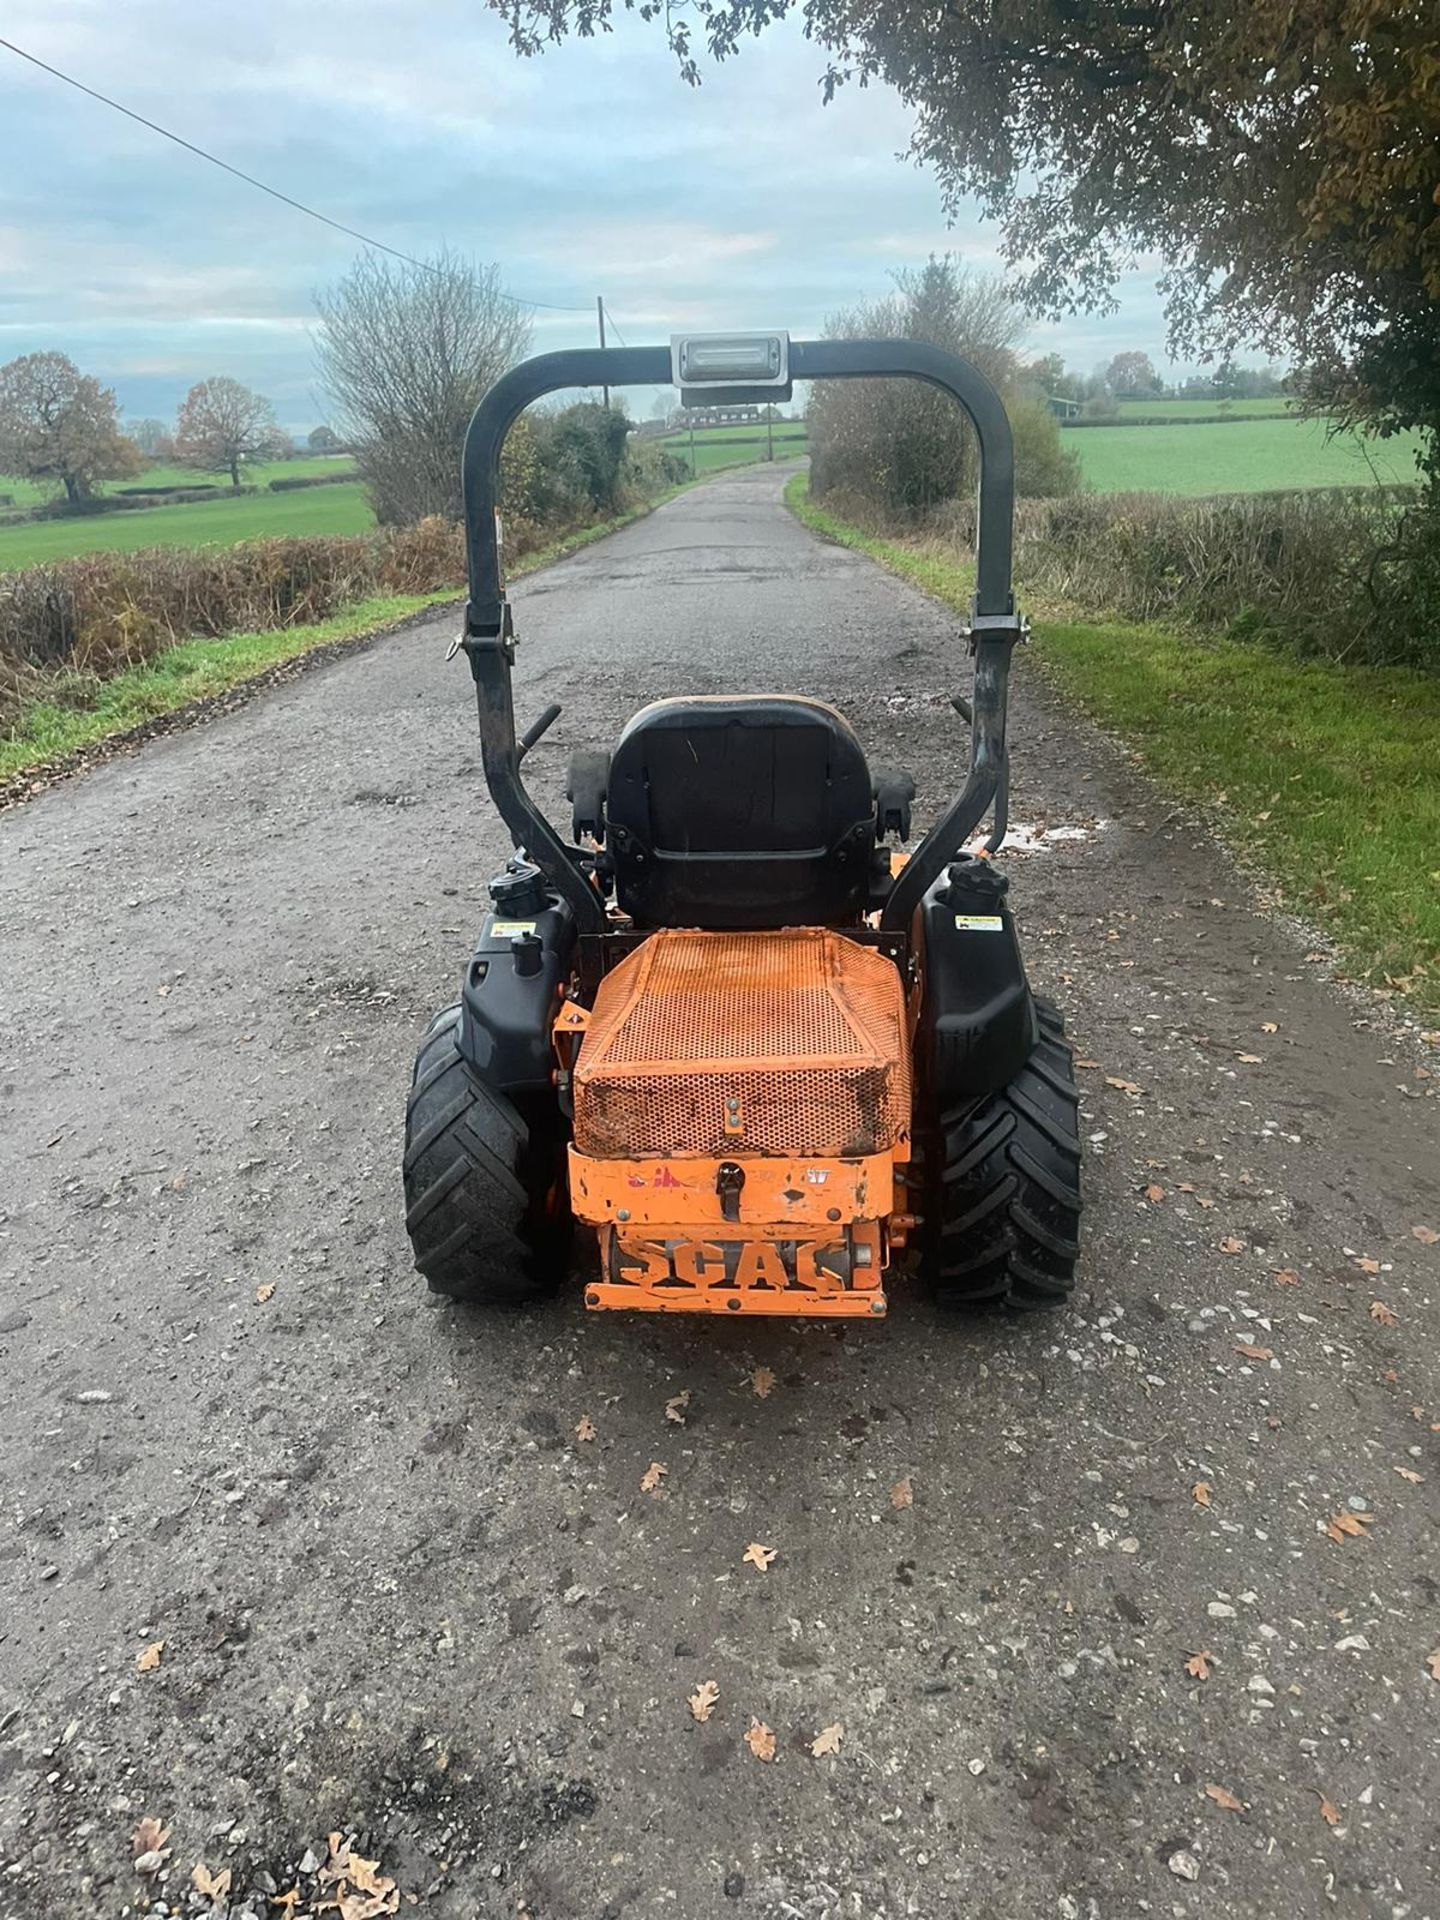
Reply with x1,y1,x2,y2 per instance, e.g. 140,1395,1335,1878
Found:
457,338,1025,938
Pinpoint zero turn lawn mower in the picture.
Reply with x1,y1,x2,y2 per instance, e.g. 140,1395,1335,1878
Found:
403,334,1082,1318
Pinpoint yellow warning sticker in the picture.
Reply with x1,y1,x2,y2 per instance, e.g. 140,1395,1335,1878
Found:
954,914,1004,932
490,919,538,938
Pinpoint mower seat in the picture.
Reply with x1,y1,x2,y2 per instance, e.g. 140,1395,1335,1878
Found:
605,695,881,930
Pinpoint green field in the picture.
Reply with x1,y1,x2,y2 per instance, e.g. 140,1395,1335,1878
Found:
1072,416,1426,495
0,453,355,511
666,422,810,473
0,481,374,567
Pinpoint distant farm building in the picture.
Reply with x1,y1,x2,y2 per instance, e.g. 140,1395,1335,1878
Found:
672,404,765,428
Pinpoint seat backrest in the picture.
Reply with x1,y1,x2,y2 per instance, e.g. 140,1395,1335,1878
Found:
606,695,876,929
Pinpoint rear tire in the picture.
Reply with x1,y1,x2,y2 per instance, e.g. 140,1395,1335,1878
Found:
923,998,1082,1311
403,1007,571,1304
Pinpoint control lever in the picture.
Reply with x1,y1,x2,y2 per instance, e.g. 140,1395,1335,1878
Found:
517,703,562,761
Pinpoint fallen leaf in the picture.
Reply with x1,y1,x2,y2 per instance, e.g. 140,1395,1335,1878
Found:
1144,1183,1166,1204
1192,1481,1212,1508
890,1477,913,1509
343,1854,394,1899
270,1891,302,1917
742,1542,777,1572
1425,1648,1440,1682
743,1719,776,1762
1314,1790,1341,1826
665,1390,691,1425
1370,1300,1398,1326
1219,1236,1246,1255
1236,1053,1264,1065
1074,1057,1100,1069
1412,1225,1439,1246
255,1282,275,1304
1233,1342,1273,1361
1261,1022,1279,1033
131,1817,170,1859
1178,1181,1196,1192
339,1891,399,1920
1272,1267,1301,1286
810,1723,844,1757
1205,1783,1244,1813
1393,1466,1423,1484
135,1640,164,1673
639,1461,667,1495
1356,1256,1381,1275
1326,1508,1371,1543
1184,1649,1214,1680
750,1366,775,1399
574,1415,597,1443
192,1864,232,1901
1196,1195,1216,1209
1105,1075,1143,1095
688,1679,720,1723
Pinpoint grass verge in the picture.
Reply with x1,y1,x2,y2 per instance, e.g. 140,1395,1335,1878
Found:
787,473,1440,1011
1,489,688,794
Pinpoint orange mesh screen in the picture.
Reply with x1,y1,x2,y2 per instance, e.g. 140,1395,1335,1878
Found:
573,928,911,1158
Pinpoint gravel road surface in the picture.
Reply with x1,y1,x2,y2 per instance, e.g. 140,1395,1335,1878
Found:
2,464,1438,1920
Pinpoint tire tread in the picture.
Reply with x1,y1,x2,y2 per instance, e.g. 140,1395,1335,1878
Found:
924,997,1083,1312
403,1008,568,1305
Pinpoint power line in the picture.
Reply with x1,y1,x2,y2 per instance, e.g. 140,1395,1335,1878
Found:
0,34,593,313
601,302,629,348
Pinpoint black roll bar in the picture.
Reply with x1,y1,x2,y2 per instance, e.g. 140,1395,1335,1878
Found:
457,338,1025,939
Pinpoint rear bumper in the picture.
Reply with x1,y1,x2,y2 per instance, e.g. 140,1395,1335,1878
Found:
587,1220,888,1317
569,1148,900,1317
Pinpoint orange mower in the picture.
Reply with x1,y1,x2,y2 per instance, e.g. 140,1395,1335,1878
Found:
403,334,1082,1317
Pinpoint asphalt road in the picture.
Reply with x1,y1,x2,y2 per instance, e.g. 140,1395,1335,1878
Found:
2,463,1438,1920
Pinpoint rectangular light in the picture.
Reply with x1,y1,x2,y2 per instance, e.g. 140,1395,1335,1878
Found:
670,332,790,388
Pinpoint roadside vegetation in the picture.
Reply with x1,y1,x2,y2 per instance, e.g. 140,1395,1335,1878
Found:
0,492,686,789
806,259,1082,510
789,474,1440,1011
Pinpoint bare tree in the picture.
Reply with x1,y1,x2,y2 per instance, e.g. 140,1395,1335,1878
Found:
174,378,282,488
126,416,171,458
0,352,142,501
314,250,532,524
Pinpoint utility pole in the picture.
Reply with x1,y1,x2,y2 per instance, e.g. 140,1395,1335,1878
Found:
597,296,609,409
766,407,774,462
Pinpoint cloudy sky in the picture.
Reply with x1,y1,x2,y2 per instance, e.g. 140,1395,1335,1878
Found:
1,1,1206,433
